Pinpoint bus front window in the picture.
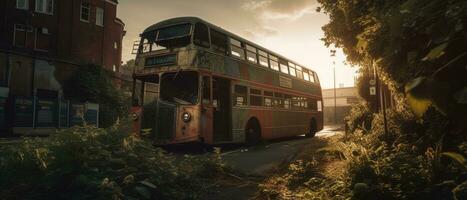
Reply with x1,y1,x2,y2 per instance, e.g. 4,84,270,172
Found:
140,23,192,51
156,23,191,48
160,72,199,105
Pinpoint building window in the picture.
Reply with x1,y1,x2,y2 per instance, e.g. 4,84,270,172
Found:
35,27,51,51
80,2,90,22
16,0,29,10
14,24,33,47
35,0,53,15
113,65,117,72
96,7,104,26
114,42,118,49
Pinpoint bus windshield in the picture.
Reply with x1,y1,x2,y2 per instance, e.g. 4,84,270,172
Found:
157,23,191,40
141,23,192,50
160,71,199,105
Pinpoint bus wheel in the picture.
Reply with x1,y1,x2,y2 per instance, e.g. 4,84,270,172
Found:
306,119,317,138
245,118,261,145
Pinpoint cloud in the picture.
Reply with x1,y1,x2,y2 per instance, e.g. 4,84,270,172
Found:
243,25,278,39
242,0,317,20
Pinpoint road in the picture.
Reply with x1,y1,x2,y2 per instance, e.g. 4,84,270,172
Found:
221,125,343,176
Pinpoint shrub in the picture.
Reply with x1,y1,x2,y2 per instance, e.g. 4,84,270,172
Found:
0,123,225,200
344,102,374,134
63,64,129,127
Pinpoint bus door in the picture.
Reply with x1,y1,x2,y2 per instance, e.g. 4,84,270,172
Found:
201,76,213,143
132,76,159,136
212,77,232,142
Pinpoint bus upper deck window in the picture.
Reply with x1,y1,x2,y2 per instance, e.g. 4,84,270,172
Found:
246,45,257,63
230,38,245,60
288,62,296,77
296,65,303,79
303,71,310,81
194,23,210,48
210,29,227,54
155,23,191,48
280,63,289,74
314,73,320,84
269,55,279,71
258,50,268,67
309,71,316,83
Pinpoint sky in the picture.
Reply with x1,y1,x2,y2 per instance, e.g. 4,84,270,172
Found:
117,0,358,89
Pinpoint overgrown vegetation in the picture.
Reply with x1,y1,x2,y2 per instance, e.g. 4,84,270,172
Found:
63,64,130,127
0,122,227,200
260,0,467,199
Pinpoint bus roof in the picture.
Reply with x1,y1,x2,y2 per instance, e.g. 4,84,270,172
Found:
142,17,318,74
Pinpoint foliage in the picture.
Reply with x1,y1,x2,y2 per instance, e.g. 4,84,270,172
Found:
344,101,373,134
0,123,226,200
317,0,467,126
63,64,130,127
257,137,350,200
342,108,466,200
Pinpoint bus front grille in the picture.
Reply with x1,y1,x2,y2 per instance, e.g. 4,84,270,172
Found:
155,101,176,140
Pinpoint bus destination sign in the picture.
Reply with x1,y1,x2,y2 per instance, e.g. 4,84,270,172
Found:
145,54,176,67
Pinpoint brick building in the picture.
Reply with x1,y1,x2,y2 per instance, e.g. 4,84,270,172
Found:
0,0,125,133
0,0,125,98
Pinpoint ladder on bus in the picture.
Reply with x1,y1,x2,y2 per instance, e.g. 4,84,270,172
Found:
131,40,141,54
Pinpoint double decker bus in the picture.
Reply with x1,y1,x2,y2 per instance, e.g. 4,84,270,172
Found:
131,17,323,145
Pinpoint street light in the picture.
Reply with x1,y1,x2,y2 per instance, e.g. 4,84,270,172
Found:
330,49,337,124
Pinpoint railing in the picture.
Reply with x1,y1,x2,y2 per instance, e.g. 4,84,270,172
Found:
0,96,99,133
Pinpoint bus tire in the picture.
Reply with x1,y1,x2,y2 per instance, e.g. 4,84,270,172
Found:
245,118,261,145
306,118,317,138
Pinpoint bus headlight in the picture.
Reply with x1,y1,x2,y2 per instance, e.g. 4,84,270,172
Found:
182,112,191,122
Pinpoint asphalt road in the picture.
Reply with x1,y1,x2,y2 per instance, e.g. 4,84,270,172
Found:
221,125,343,176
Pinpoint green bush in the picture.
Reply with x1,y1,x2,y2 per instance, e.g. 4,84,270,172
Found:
340,108,467,200
345,102,374,134
0,123,225,200
63,64,129,128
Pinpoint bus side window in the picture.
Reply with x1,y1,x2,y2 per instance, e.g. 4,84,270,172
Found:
250,88,262,106
210,29,227,54
284,94,292,109
202,76,211,105
314,73,320,84
230,38,245,60
194,23,210,48
246,45,257,63
263,91,273,107
234,85,248,106
308,99,317,111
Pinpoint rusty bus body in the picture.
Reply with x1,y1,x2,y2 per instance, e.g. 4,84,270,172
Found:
131,17,323,145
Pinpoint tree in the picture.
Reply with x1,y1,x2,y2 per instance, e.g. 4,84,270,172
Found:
63,64,129,127
317,0,467,127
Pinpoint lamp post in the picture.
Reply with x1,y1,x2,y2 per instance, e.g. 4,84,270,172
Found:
330,49,337,124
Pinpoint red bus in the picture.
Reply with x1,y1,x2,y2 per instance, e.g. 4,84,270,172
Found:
131,17,323,145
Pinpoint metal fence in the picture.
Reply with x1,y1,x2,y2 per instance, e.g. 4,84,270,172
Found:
0,96,99,134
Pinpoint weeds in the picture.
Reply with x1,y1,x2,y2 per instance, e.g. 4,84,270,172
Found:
0,123,227,200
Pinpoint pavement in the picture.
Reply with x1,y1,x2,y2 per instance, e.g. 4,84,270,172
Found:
221,125,344,176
